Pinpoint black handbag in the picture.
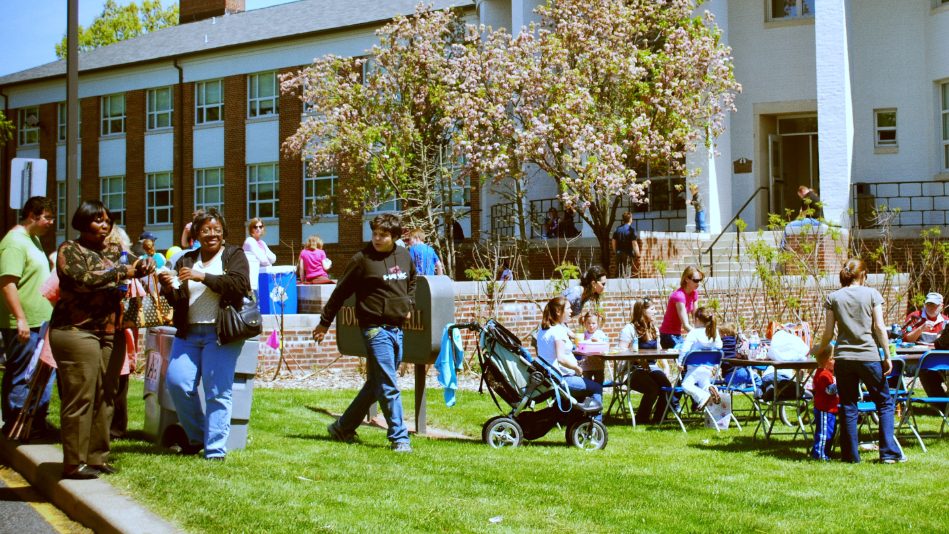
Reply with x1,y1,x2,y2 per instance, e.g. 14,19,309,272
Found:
216,292,262,345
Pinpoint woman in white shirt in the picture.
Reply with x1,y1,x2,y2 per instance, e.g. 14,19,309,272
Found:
536,296,602,417
677,306,723,410
242,217,277,296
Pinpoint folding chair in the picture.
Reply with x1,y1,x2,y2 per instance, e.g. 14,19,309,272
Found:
897,351,949,452
856,358,905,439
603,361,637,427
659,350,737,433
720,365,764,425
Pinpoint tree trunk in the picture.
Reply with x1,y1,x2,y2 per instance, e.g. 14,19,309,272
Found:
596,227,612,274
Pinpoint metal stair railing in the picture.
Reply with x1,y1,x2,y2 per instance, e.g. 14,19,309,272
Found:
702,186,769,277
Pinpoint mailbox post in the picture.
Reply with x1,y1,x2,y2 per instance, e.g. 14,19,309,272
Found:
335,275,455,434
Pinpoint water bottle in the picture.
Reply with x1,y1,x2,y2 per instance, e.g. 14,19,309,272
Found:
749,331,760,359
118,251,129,293
632,336,639,353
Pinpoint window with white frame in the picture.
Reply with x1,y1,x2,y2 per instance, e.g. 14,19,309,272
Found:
874,109,897,149
146,172,174,225
247,72,278,118
195,80,223,124
57,103,82,142
942,82,949,170
147,87,173,130
247,163,279,219
303,165,337,220
17,107,39,146
767,0,814,20
100,94,125,136
194,167,224,212
100,175,126,225
56,181,66,231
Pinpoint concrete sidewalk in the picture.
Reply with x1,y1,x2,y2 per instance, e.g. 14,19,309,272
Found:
0,434,180,534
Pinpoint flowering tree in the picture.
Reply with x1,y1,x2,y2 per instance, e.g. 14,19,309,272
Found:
282,5,474,277
451,0,740,270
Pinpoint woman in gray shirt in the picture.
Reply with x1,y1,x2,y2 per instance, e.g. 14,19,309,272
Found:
811,258,905,463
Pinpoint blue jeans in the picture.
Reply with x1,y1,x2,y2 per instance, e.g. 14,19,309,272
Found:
338,326,409,443
812,409,837,460
563,375,603,421
835,359,904,463
1,326,54,430
659,333,683,350
695,210,707,232
166,324,243,458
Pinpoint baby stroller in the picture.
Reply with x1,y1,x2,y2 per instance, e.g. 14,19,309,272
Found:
449,320,607,450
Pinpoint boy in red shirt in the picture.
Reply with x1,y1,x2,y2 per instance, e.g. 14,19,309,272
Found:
811,352,838,460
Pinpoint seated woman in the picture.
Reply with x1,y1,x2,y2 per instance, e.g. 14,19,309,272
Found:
536,296,603,418
617,299,675,423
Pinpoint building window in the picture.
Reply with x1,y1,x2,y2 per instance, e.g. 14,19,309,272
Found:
146,172,174,225
196,80,223,124
194,168,224,212
57,103,82,142
874,109,897,149
17,107,40,146
147,87,174,130
100,94,125,136
56,181,66,231
768,0,814,20
943,82,949,171
303,166,337,220
247,163,279,219
247,72,278,118
100,175,126,225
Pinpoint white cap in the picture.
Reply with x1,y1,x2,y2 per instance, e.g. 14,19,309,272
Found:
925,292,943,305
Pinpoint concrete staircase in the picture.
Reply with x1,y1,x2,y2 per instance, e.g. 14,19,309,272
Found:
663,230,784,278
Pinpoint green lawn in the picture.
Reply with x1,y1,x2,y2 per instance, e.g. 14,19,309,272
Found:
88,381,949,532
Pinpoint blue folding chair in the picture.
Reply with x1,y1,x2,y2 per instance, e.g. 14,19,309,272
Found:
659,350,737,433
857,358,905,439
898,351,949,452
720,365,764,425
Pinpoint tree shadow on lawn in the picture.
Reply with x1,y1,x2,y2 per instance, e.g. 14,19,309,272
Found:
690,435,813,462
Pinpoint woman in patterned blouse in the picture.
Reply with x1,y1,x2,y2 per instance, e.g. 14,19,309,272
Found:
50,200,154,480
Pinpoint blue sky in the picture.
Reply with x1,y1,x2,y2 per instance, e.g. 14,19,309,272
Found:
0,0,295,77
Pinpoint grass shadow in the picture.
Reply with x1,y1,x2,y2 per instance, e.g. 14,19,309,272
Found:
691,434,811,461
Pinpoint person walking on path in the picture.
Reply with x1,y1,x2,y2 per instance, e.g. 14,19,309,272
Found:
0,197,56,439
810,258,905,464
312,213,417,453
611,211,640,277
160,209,252,461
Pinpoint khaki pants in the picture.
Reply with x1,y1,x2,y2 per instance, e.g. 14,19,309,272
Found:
50,328,122,466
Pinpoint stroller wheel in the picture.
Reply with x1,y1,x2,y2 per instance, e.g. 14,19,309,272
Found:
566,420,608,451
482,416,523,448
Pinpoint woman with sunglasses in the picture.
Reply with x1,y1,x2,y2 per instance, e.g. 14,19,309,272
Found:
242,218,277,299
659,266,704,349
562,265,607,318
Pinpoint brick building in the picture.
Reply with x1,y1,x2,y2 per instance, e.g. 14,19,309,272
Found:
2,0,949,278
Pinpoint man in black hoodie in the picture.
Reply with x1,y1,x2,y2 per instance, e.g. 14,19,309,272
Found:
313,213,417,452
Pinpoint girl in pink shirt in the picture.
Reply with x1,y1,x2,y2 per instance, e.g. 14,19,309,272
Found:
298,235,333,284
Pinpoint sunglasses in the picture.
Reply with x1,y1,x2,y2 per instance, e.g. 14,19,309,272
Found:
691,277,703,283
252,225,264,229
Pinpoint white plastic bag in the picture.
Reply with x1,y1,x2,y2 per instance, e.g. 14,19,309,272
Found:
767,330,808,361
704,393,732,430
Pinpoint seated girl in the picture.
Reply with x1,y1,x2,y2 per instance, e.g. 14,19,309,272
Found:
536,297,603,417
579,311,608,383
616,299,676,423
298,235,334,284
678,307,723,410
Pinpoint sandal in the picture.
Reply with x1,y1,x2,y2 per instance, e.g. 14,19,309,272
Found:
708,385,721,405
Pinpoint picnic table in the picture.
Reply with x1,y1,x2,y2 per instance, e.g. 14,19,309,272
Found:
724,358,818,440
574,348,679,426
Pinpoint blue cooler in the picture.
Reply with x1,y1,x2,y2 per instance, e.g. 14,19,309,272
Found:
259,266,298,314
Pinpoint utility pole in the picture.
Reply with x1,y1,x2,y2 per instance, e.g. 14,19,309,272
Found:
65,0,79,240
